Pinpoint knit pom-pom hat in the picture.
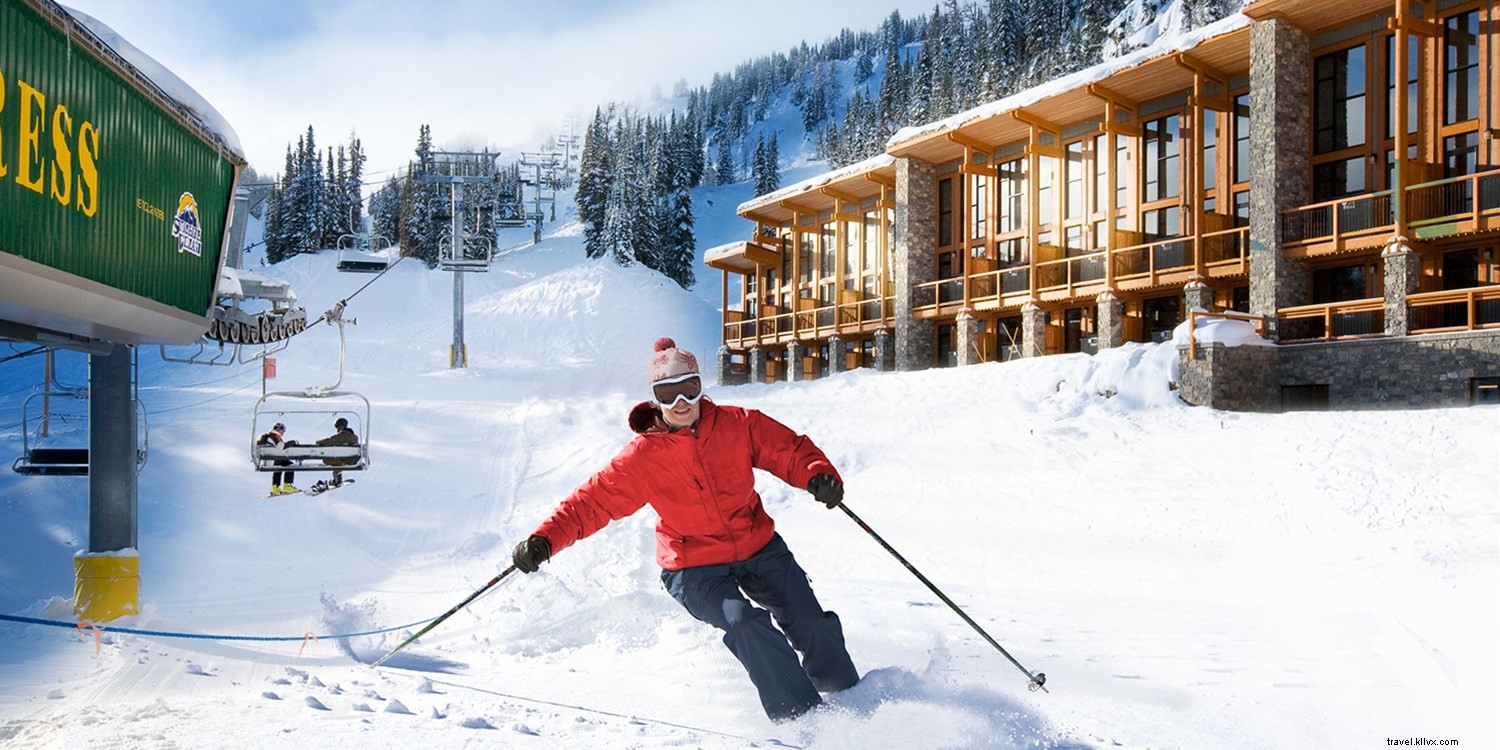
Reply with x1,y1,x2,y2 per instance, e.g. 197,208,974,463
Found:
647,337,699,384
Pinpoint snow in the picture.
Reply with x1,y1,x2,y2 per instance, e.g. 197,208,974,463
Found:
2,184,1496,749
3,11,1499,748
60,6,245,161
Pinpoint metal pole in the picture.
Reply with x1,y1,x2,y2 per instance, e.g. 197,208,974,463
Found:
838,502,1048,692
89,343,137,552
372,565,517,668
452,182,466,368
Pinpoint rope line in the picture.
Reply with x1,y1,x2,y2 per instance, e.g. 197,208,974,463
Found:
0,612,431,643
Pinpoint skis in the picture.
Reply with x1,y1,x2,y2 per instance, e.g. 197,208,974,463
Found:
261,479,355,498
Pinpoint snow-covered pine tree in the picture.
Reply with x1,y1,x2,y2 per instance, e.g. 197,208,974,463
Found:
714,136,735,185
369,176,401,245
578,106,614,259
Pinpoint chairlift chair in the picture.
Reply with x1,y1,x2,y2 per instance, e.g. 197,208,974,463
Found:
250,391,371,473
438,236,494,272
336,233,393,273
12,389,149,476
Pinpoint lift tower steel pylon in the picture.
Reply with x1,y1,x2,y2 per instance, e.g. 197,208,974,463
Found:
417,150,502,368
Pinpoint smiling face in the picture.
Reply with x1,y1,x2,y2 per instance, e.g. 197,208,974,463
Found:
660,398,701,430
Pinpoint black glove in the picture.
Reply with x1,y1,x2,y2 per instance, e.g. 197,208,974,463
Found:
512,536,552,573
806,473,843,509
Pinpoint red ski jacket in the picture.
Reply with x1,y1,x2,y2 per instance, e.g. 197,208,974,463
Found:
530,399,840,570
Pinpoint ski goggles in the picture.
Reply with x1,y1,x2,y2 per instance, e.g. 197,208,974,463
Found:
652,373,704,406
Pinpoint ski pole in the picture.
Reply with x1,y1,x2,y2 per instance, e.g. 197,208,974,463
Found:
837,503,1048,693
372,565,518,668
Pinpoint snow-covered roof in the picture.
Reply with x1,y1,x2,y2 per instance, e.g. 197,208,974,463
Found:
737,154,895,215
61,4,245,163
887,13,1252,151
702,241,749,266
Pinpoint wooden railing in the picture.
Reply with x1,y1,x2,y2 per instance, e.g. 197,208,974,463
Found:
1407,169,1500,230
1275,298,1386,343
1408,286,1500,333
722,296,893,347
1280,191,1394,247
1186,309,1264,359
1111,236,1193,285
1037,249,1109,295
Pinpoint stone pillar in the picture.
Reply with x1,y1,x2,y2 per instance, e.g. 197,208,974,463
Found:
1184,278,1216,312
748,348,768,384
1096,291,1125,350
874,329,895,371
787,341,808,382
893,156,937,370
955,311,981,366
1020,301,1047,358
715,346,735,386
1249,17,1312,340
1383,236,1421,336
829,337,850,374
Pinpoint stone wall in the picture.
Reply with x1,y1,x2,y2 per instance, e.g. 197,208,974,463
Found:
1248,17,1312,337
1180,331,1500,410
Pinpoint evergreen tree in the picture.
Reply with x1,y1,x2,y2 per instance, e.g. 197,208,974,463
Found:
578,107,614,259
399,124,442,267
714,136,735,185
369,176,401,244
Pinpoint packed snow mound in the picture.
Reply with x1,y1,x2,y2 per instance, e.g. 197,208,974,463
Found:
464,260,719,386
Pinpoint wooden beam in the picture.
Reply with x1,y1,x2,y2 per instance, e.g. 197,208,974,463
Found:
833,212,863,222
1101,121,1143,138
1189,94,1235,113
1086,83,1136,111
1010,109,1060,134
959,163,998,177
820,186,863,205
1387,15,1439,38
864,172,895,188
1174,52,1231,86
947,130,993,153
741,209,783,227
1024,143,1064,159
778,199,821,217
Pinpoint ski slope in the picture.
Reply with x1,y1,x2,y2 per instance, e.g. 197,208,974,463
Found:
2,197,1498,748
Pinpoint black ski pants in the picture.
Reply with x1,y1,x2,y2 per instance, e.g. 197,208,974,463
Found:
661,533,858,722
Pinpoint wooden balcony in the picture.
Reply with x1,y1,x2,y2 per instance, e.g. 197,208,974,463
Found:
1408,170,1500,239
721,295,894,349
910,227,1249,318
1275,298,1386,343
1408,285,1500,334
1280,192,1394,257
1280,169,1500,255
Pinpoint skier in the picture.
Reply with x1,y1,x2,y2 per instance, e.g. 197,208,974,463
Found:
311,417,358,491
256,422,298,494
510,338,858,722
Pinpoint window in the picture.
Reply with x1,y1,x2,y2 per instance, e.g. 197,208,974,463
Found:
843,220,858,285
1094,134,1109,213
1115,133,1130,209
1314,157,1368,201
1444,132,1478,178
1444,11,1479,125
996,158,1026,234
1143,115,1180,202
1384,35,1419,138
1314,45,1367,154
938,177,954,247
1312,265,1369,303
970,173,987,240
1036,156,1055,228
821,225,836,280
1203,109,1218,194
1142,296,1180,341
1472,377,1500,405
1065,140,1085,220
861,212,878,279
1233,94,1251,184
1142,206,1180,239
798,231,813,285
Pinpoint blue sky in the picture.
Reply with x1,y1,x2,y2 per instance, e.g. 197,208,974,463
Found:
60,0,935,179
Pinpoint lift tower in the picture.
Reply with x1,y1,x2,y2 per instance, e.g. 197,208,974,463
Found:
417,150,501,368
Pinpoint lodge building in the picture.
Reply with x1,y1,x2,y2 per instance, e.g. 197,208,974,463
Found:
705,0,1500,409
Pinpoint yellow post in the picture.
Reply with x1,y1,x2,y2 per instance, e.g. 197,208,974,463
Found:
74,551,140,622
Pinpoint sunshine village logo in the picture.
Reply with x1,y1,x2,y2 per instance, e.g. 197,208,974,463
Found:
170,192,203,256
